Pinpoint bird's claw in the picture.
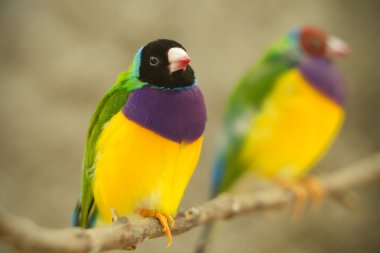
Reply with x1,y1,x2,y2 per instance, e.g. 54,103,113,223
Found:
165,214,175,229
301,176,325,207
138,209,174,247
274,179,308,217
275,176,327,217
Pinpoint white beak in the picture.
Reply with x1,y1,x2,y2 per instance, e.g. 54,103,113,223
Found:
327,36,350,58
168,47,191,74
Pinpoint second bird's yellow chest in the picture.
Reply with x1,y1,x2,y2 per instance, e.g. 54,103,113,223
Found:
241,69,344,180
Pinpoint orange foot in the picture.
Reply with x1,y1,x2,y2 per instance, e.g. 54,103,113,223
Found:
301,176,325,207
274,178,308,217
138,209,175,247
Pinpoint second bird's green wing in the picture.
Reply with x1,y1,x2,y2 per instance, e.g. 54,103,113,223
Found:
79,72,133,228
212,49,298,195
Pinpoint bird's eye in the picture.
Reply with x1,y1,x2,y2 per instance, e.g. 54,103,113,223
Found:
150,56,159,66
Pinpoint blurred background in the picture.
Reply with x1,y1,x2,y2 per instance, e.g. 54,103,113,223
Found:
0,0,379,252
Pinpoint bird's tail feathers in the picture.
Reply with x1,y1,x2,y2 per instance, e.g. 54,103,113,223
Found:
72,201,82,227
72,198,97,228
211,154,226,197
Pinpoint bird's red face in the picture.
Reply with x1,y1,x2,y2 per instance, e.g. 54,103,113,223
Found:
299,26,349,58
300,27,328,57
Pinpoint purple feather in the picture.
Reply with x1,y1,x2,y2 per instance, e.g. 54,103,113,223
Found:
299,57,346,106
123,85,207,143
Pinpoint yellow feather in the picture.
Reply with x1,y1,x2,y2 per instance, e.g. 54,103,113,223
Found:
241,69,344,180
93,111,203,223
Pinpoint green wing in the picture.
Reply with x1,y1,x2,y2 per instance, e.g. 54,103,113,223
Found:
212,43,298,195
79,72,136,228
225,35,298,122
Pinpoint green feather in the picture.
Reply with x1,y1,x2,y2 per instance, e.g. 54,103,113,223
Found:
225,34,297,120
79,52,146,228
213,34,299,195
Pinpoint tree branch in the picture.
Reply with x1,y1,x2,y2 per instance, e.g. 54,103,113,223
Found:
1,152,380,253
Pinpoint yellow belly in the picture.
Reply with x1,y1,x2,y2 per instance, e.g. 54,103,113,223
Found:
241,69,344,180
93,111,203,223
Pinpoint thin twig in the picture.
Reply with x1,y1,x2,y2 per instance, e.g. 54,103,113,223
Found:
1,152,380,253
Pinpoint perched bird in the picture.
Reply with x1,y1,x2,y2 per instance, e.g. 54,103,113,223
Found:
196,26,349,252
72,39,207,246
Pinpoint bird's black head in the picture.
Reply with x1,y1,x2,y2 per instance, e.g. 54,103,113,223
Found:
138,39,195,89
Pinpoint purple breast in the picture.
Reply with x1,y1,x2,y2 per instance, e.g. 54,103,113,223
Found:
123,85,207,143
299,57,346,106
